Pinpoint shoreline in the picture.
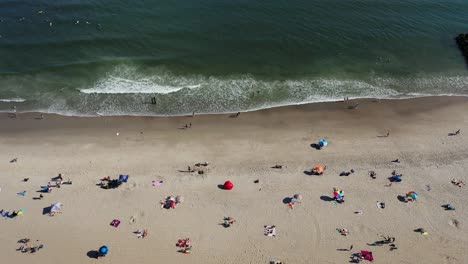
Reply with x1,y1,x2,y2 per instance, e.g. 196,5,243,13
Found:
1,94,468,118
1,95,468,264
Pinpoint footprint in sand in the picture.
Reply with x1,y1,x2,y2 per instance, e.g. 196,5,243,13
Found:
449,219,459,228
443,255,458,264
125,182,137,191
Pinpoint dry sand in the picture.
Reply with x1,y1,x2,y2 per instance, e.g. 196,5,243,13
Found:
1,96,468,264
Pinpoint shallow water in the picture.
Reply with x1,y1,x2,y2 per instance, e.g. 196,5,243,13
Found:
0,0,467,115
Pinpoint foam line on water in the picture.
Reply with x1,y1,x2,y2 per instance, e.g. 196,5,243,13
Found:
79,65,201,94
80,77,201,94
0,98,26,102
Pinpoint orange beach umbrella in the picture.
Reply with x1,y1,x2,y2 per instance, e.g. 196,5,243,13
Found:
314,165,325,174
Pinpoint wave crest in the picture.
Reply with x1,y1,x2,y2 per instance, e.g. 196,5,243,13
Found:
79,65,201,94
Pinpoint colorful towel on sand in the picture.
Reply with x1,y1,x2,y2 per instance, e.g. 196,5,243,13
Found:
264,225,276,237
152,180,163,187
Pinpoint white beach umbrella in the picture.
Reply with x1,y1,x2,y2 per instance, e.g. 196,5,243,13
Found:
51,202,62,213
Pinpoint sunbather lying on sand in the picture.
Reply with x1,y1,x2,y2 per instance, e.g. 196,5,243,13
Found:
177,238,192,248
136,229,148,238
161,196,177,209
338,228,349,236
223,217,236,227
451,179,465,187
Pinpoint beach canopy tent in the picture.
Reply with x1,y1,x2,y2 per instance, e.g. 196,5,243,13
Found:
223,181,234,190
99,245,109,256
119,175,129,183
318,139,328,148
51,202,62,213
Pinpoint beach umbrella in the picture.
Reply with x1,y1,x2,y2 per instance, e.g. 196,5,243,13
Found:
407,191,418,199
318,139,328,148
293,194,302,200
223,181,234,190
315,165,325,174
99,246,109,256
334,190,343,199
51,202,62,213
176,196,184,203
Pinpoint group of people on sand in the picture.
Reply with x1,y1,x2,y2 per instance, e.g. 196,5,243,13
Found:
222,217,236,228
17,239,44,253
37,173,72,197
1,209,22,218
135,229,148,238
187,162,209,175
451,178,465,187
160,195,184,209
177,238,192,254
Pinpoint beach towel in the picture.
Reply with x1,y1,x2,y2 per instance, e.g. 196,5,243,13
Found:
119,175,129,183
361,250,374,261
110,219,121,227
264,225,276,237
152,180,163,187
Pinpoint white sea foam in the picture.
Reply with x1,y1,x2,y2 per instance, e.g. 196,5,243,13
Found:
71,64,468,116
80,76,201,94
79,65,201,94
0,98,26,102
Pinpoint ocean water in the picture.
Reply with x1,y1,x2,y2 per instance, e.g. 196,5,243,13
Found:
0,0,468,116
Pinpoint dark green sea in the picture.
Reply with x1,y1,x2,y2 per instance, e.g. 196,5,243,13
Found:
1,0,468,116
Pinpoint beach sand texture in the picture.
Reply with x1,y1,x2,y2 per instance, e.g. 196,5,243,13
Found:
1,96,468,264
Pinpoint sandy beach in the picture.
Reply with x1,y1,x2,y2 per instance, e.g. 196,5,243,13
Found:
1,96,468,264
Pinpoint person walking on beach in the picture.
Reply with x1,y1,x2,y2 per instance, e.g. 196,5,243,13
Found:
9,106,17,118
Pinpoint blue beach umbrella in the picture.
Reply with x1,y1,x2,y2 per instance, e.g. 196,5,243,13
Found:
99,246,109,255
318,139,328,148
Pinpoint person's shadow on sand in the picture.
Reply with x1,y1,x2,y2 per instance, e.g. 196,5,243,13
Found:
303,170,314,176
42,206,52,215
397,195,406,203
310,143,320,150
320,195,334,202
87,250,99,259
282,197,293,204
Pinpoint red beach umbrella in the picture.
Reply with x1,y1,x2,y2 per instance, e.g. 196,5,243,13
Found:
223,181,234,190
